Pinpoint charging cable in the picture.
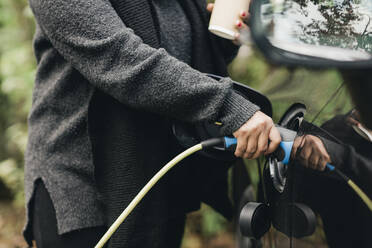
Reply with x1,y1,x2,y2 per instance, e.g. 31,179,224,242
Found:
227,136,372,212
95,134,371,247
326,164,372,212
95,138,223,248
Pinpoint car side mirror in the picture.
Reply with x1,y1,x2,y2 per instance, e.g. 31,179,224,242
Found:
249,0,372,129
249,0,372,69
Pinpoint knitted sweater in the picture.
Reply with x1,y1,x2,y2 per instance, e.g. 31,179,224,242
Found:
24,0,260,243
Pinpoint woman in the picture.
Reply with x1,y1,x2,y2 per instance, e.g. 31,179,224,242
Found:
24,0,281,247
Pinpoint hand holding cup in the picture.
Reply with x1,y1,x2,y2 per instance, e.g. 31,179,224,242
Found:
207,0,251,44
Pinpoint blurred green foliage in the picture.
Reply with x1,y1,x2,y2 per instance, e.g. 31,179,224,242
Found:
0,0,353,244
0,0,35,205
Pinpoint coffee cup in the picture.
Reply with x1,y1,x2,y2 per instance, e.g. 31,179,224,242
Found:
209,0,250,40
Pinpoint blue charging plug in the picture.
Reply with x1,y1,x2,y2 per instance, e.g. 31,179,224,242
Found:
223,134,336,170
223,126,336,170
224,137,238,150
223,126,297,164
278,141,294,165
223,137,293,163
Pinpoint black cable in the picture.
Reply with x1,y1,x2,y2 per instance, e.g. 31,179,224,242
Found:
200,137,225,149
333,167,350,182
310,83,345,123
288,82,345,246
258,158,269,205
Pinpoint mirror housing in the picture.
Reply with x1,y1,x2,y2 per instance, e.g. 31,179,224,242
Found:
249,0,372,129
250,0,372,69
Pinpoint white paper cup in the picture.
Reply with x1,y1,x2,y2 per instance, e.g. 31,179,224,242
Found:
209,0,250,40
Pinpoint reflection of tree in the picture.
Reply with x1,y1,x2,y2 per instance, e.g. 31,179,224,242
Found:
288,0,372,52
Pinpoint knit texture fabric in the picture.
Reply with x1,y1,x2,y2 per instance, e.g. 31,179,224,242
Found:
24,0,260,244
152,0,192,64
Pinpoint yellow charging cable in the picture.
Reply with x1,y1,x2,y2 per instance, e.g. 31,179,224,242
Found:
347,179,372,212
94,144,203,248
331,167,372,212
94,136,372,248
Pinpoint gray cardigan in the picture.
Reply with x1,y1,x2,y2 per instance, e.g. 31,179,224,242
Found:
24,0,259,242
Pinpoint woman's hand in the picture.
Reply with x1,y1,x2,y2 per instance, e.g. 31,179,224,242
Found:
291,135,331,171
207,3,250,44
233,111,281,159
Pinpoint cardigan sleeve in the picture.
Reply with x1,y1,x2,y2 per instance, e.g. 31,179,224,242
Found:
28,0,259,135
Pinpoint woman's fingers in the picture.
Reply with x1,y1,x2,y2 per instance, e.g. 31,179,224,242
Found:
236,10,250,30
253,130,269,159
207,5,250,44
233,111,281,159
236,20,249,30
207,3,214,13
244,131,259,159
299,139,312,168
234,13,250,44
317,158,328,171
292,135,332,171
240,10,250,21
267,126,281,155
291,136,303,159
315,137,331,170
234,133,248,158
308,149,320,170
